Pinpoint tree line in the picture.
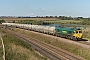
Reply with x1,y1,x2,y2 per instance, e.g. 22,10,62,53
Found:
0,20,5,23
18,20,51,25
0,16,90,20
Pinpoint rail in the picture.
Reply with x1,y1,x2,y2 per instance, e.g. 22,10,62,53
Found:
5,29,85,60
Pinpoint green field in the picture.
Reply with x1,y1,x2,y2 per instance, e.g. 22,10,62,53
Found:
44,20,82,24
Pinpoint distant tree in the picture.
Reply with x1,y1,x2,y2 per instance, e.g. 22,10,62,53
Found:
50,16,53,18
18,20,44,25
88,17,90,20
55,16,57,18
68,16,72,20
78,17,83,19
0,20,5,23
36,16,39,18
45,16,49,18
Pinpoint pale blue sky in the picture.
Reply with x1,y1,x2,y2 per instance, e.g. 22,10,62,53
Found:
0,0,90,17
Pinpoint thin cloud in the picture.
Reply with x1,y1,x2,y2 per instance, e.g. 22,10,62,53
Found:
42,8,45,11
50,10,52,11
25,13,35,16
68,11,69,12
62,9,64,11
42,8,52,12
30,13,34,16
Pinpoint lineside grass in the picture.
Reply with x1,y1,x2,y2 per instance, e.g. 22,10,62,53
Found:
0,38,3,60
14,28,90,60
83,27,90,41
0,29,47,60
83,32,90,40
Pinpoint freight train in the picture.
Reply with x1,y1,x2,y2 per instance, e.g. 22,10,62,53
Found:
2,23,83,40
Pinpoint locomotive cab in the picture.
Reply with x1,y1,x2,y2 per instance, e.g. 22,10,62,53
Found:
73,29,83,40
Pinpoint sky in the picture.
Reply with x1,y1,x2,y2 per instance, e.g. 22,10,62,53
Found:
0,0,90,17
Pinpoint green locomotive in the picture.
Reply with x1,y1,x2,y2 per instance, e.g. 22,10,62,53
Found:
55,27,82,40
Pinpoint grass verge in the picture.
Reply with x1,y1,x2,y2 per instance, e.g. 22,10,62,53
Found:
14,28,90,60
0,29,47,60
83,28,90,41
0,38,3,60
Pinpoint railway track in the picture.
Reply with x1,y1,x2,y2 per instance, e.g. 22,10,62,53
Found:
1,25,90,47
5,29,84,60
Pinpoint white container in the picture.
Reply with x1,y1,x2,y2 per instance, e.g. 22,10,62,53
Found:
48,26,56,34
43,26,49,33
28,25,32,30
24,24,29,29
37,25,44,32
31,25,38,31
